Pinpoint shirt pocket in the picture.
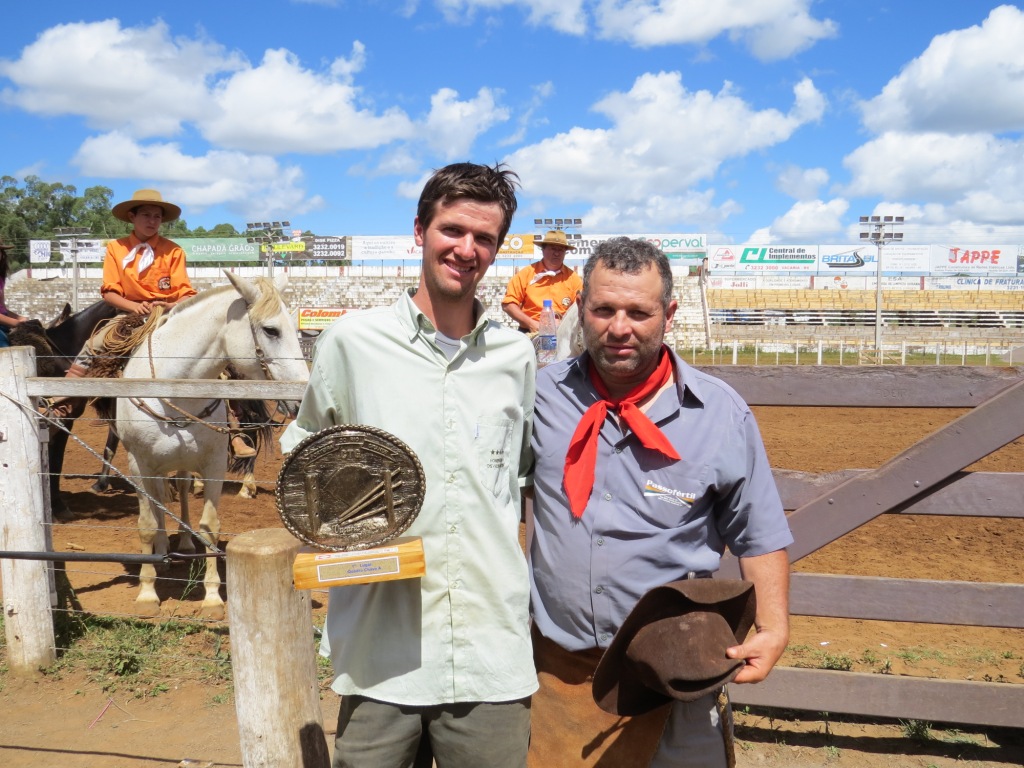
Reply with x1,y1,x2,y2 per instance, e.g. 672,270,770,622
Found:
475,416,514,498
632,462,711,529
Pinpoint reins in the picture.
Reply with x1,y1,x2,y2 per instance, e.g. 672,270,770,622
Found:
127,298,275,433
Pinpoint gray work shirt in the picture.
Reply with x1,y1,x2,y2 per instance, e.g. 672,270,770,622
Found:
529,348,793,652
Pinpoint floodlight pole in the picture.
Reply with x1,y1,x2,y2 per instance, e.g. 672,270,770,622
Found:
859,215,904,362
245,221,291,279
54,226,92,312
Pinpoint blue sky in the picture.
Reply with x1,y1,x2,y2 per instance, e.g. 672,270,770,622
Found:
2,2,1023,245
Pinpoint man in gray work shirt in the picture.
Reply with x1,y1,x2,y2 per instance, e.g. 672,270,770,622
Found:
527,237,793,767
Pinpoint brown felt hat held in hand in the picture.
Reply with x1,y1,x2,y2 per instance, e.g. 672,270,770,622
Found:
592,578,757,716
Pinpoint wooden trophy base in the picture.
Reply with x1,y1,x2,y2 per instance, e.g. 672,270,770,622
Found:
292,536,425,590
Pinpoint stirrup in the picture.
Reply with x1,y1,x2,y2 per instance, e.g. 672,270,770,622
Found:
39,397,77,420
230,434,257,458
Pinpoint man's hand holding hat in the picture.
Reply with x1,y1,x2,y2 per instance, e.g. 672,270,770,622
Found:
726,548,791,684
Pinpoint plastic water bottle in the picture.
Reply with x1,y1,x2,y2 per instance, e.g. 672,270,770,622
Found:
536,299,558,367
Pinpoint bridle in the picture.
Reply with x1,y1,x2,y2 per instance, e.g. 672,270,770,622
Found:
128,301,275,433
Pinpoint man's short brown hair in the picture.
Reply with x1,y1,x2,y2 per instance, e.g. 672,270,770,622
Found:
416,162,520,247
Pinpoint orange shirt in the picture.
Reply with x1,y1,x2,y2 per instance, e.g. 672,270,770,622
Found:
501,261,582,323
101,234,196,303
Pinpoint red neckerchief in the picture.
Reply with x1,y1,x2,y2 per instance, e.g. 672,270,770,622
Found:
562,348,680,518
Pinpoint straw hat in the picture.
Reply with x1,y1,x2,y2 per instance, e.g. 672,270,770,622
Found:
592,579,756,716
111,189,182,223
535,230,576,251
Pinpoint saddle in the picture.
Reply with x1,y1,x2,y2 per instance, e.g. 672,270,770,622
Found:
87,310,164,380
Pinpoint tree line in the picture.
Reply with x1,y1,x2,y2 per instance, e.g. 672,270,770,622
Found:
0,176,240,269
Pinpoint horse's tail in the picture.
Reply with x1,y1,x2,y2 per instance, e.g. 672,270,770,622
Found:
9,320,65,377
93,397,117,424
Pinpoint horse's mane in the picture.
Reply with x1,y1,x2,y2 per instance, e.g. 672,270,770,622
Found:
170,278,282,325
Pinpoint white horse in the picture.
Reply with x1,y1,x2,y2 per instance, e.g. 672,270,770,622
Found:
116,272,309,619
556,301,585,360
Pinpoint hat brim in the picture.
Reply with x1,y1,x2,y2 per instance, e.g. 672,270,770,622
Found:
592,579,756,716
535,240,575,251
111,199,181,223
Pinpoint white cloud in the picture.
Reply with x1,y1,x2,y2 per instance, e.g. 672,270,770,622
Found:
422,87,510,159
0,19,243,138
500,81,554,146
580,190,740,233
776,165,828,200
594,0,836,59
435,0,588,35
507,72,824,228
71,132,322,219
842,131,1024,212
754,197,849,243
203,48,415,153
861,5,1024,134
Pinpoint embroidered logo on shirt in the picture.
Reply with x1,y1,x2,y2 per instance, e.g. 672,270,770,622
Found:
643,480,696,507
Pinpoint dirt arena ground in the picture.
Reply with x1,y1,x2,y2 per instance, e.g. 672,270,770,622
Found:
1,406,1022,767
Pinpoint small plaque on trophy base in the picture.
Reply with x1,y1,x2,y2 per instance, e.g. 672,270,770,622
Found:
276,425,428,591
292,536,425,589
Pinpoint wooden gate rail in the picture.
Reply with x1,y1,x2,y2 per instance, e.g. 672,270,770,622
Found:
711,365,1024,728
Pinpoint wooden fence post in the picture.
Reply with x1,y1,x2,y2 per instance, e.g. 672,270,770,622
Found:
0,346,56,673
228,528,329,768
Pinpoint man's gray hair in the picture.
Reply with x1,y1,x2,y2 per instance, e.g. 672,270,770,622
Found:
581,237,674,310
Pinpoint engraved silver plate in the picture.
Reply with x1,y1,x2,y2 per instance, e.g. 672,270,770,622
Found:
276,425,426,551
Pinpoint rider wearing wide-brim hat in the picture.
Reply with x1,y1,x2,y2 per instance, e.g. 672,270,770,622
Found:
49,189,255,456
501,228,582,333
102,189,194,317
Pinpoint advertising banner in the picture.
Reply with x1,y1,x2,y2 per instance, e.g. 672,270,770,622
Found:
817,244,878,273
297,307,349,331
710,244,818,272
311,236,346,260
178,238,259,262
350,236,421,261
927,276,1024,291
929,244,1017,275
29,239,52,264
498,233,536,258
873,244,930,273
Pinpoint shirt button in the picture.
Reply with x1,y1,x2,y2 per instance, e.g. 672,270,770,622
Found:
599,633,609,642
449,525,457,533
596,538,605,546
615,447,623,454
448,474,456,483
595,586,604,594
603,492,612,501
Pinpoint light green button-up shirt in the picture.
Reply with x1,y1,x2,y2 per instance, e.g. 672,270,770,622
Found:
281,289,538,705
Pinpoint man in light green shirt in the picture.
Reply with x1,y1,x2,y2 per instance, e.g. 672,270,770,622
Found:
281,163,536,768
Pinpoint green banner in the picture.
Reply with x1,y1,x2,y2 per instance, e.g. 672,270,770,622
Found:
177,238,260,262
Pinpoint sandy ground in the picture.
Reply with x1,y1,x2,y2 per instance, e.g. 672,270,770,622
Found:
1,407,1022,767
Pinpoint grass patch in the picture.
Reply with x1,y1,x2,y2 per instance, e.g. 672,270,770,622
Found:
43,614,226,699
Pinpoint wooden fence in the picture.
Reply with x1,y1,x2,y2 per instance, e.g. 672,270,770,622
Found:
711,364,1024,728
2,346,1023,766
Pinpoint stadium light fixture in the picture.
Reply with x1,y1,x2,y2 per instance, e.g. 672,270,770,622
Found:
54,226,93,312
859,215,905,361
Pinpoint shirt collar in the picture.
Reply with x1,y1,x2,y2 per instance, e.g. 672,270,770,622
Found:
561,346,707,412
395,288,490,346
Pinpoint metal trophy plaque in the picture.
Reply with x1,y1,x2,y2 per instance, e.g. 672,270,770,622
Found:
276,425,427,589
